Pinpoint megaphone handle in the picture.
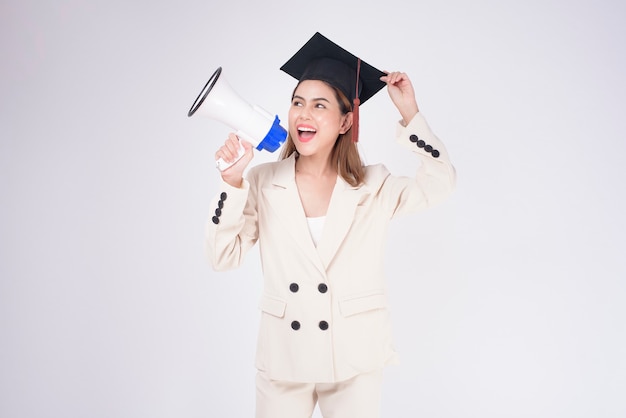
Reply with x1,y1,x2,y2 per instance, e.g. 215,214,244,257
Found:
215,137,247,172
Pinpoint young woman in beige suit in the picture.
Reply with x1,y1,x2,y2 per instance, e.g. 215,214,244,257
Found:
207,32,456,418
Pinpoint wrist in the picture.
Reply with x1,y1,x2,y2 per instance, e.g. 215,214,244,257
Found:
221,174,243,188
401,108,419,125
399,100,419,125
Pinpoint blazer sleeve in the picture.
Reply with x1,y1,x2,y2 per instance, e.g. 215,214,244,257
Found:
205,175,259,271
381,112,457,218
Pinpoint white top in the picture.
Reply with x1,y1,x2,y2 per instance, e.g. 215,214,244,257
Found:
306,216,326,247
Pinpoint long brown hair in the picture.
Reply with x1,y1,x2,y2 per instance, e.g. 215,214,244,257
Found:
279,81,365,187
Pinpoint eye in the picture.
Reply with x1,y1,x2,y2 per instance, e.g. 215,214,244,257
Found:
291,99,303,107
315,103,326,109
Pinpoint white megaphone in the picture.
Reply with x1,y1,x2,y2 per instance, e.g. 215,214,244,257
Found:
188,67,287,171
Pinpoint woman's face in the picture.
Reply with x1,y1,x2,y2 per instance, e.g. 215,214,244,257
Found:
288,80,352,158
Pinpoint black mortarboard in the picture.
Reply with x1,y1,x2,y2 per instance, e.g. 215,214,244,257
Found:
280,32,385,105
280,32,386,141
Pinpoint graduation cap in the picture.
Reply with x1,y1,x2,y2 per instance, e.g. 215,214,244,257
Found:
280,32,386,142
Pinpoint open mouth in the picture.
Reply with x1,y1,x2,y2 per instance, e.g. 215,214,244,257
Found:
297,126,317,142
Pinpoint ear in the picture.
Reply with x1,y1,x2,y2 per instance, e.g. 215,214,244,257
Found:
339,112,353,134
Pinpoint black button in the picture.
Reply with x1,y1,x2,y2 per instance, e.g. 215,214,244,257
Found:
215,208,222,217
319,321,329,330
218,200,224,209
318,283,328,293
432,149,440,158
289,283,299,292
220,192,227,201
424,144,433,153
212,216,220,225
409,134,419,143
416,140,425,148
291,321,301,330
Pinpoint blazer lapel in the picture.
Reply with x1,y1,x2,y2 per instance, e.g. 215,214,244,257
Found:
262,155,370,274
316,177,370,270
261,155,327,276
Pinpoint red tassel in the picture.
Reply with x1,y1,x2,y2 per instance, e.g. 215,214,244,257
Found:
352,97,360,143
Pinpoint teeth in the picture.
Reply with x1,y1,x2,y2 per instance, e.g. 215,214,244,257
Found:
298,127,316,132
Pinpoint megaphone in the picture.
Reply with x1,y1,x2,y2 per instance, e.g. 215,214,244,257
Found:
188,67,287,171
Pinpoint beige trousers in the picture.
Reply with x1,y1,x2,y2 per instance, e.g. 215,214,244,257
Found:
255,369,383,418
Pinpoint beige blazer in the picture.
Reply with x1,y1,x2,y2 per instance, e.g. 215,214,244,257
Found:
206,113,456,383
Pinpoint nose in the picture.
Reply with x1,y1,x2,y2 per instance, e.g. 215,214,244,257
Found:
296,103,313,120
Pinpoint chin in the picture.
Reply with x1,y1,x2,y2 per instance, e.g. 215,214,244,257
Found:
294,145,314,156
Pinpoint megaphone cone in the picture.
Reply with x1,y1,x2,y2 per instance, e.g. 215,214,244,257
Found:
188,67,287,171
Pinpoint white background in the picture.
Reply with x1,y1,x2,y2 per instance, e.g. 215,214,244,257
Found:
1,0,625,417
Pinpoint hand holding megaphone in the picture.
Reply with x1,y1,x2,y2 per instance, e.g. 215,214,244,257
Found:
215,133,254,175
188,67,287,171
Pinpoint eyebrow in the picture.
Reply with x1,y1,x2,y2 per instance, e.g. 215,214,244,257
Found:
292,95,331,103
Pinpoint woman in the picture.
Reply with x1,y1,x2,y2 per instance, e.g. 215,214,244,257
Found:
207,33,456,418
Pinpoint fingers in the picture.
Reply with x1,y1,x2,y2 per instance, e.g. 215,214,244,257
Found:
215,133,244,164
380,71,410,86
214,133,254,179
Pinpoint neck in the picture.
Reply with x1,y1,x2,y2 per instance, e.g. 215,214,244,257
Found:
295,154,336,178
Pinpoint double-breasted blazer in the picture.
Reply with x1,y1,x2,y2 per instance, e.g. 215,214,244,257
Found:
206,113,456,383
